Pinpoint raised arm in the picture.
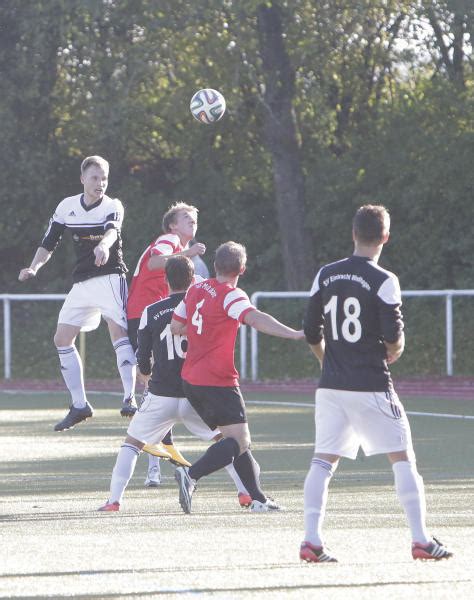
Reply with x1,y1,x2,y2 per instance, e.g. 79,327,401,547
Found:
148,243,206,271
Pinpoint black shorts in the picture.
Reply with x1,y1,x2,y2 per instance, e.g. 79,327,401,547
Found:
127,318,140,352
183,381,248,430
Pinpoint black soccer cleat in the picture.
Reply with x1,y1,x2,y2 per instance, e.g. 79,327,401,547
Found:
120,396,137,418
54,402,94,431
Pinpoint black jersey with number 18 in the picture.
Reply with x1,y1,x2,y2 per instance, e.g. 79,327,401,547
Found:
137,293,187,397
304,255,404,392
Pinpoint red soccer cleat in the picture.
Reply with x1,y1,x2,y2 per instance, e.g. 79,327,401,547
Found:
98,501,120,512
238,492,252,508
412,537,452,560
300,541,338,563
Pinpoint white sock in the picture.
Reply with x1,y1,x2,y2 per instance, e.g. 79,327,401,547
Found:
225,463,248,494
148,453,160,471
225,452,259,494
57,345,87,408
304,458,335,546
109,443,141,504
113,337,137,401
393,460,430,543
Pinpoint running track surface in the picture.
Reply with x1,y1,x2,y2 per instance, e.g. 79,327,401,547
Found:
1,377,474,400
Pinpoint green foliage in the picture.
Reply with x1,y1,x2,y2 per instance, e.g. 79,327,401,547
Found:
1,0,474,377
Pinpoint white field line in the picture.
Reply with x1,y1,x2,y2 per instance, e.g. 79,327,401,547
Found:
2,389,474,420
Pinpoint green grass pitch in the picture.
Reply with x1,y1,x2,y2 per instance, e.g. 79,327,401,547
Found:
0,391,473,599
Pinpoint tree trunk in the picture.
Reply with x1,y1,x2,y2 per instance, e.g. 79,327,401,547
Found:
257,2,314,290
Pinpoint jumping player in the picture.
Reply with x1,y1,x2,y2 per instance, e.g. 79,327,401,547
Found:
126,203,206,484
98,256,252,511
18,156,137,430
171,241,305,514
300,204,453,563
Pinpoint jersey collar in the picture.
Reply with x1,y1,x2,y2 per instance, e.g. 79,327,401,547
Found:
80,193,103,212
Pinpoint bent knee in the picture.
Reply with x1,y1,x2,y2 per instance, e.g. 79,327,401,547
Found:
237,433,251,454
54,332,72,347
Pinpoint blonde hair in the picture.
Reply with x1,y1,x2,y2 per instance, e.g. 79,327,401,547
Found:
81,155,109,175
162,202,198,233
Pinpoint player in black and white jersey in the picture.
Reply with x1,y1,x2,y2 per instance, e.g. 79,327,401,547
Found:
300,205,452,563
98,255,251,512
18,156,137,431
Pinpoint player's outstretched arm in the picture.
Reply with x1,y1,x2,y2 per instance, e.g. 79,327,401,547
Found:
170,317,187,336
18,247,52,281
243,310,304,340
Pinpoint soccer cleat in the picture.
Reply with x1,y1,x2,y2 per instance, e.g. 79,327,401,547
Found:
144,464,162,488
249,498,280,512
162,443,192,467
412,537,453,560
238,492,252,508
142,442,173,460
98,501,120,512
300,541,338,563
174,466,196,514
120,396,137,418
54,402,94,431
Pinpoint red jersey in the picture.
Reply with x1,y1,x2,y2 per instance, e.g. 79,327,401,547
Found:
127,233,183,319
173,278,255,387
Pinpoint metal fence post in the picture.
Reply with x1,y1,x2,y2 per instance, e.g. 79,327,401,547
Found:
3,298,11,379
446,293,453,376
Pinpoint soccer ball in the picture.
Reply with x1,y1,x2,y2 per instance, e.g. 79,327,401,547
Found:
190,88,226,124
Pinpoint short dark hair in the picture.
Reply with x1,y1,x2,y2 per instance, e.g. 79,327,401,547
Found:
214,241,247,276
353,205,390,244
165,255,194,291
162,202,198,233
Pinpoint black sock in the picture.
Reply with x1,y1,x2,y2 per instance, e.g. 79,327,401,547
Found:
233,451,266,503
189,437,240,481
162,429,173,445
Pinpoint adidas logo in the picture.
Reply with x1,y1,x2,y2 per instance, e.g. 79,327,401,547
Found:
68,210,76,216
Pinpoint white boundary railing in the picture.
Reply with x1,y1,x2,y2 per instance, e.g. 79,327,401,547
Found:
1,294,66,379
2,290,474,380
240,290,474,381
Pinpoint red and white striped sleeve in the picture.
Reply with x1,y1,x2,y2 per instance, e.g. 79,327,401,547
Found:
223,288,255,323
173,299,187,324
150,233,180,256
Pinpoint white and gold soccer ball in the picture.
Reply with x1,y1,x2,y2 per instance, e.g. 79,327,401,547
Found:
190,88,226,124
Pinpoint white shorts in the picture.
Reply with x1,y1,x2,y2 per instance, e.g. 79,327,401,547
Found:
314,388,414,459
58,274,128,332
127,392,218,445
